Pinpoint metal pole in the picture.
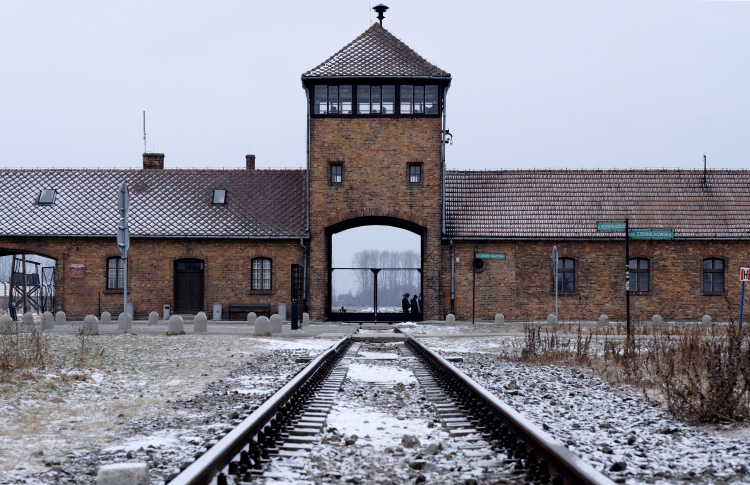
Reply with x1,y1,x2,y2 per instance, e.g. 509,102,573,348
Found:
741,281,746,325
9,255,15,315
626,218,630,336
22,254,27,315
450,240,455,315
373,269,378,322
123,257,128,331
472,253,476,325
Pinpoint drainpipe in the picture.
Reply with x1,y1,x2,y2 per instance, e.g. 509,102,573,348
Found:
442,86,450,235
300,238,308,308
450,239,455,315
304,86,311,233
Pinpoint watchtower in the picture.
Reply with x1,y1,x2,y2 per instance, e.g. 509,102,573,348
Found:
301,8,451,320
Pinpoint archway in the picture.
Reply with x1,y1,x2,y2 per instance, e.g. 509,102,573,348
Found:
326,217,424,322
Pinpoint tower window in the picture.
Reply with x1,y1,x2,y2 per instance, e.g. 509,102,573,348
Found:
330,164,343,184
400,85,413,114
339,85,352,114
39,189,56,205
703,258,724,292
328,86,339,114
425,85,439,114
408,164,422,185
413,86,425,114
314,85,327,114
382,85,395,114
629,258,649,292
357,85,370,114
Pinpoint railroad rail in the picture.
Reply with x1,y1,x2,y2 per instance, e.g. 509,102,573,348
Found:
169,335,615,485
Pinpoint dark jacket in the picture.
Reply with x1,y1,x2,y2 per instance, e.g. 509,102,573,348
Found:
402,296,410,313
411,296,419,313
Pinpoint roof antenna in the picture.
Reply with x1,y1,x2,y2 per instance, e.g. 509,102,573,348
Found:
703,153,707,186
143,111,147,153
373,4,388,25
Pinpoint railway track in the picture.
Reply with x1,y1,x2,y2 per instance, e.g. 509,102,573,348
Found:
169,336,615,485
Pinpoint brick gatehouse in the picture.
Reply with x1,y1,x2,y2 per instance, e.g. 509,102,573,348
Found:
3,20,750,322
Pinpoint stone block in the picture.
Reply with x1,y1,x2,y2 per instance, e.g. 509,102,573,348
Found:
445,313,455,325
255,316,270,335
270,314,282,333
193,312,208,333
22,312,34,326
167,315,184,335
118,313,132,331
96,463,150,485
702,314,712,326
599,314,608,325
247,312,256,326
83,315,100,335
0,314,14,334
547,314,557,325
55,311,66,325
148,311,159,325
494,313,504,325
303,312,310,327
42,311,55,330
652,314,662,324
101,312,111,325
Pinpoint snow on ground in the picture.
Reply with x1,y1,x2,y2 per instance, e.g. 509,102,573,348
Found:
0,331,330,484
423,336,750,484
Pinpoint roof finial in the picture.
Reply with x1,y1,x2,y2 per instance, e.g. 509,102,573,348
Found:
373,4,388,25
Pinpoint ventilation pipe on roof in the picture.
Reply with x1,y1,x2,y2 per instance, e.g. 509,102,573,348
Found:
373,4,389,25
246,154,256,170
143,153,165,169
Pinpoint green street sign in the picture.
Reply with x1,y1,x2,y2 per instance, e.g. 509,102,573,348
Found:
476,253,506,259
629,229,674,240
597,221,626,231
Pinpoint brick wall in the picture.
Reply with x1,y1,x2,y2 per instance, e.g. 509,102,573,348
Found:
0,237,303,318
443,240,745,322
307,117,444,320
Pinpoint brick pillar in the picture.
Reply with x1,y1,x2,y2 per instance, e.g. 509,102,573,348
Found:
143,153,165,169
246,155,256,170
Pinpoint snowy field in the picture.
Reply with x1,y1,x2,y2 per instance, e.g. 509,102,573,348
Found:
427,336,750,484
0,331,332,484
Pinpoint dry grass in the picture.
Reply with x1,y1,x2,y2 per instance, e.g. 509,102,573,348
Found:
509,320,750,424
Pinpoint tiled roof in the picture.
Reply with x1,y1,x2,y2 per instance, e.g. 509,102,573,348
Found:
302,23,450,78
0,169,307,238
445,170,750,239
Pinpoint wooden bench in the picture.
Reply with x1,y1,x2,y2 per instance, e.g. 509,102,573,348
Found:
228,303,271,320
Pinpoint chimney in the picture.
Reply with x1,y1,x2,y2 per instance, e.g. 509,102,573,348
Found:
143,153,165,169
246,154,256,170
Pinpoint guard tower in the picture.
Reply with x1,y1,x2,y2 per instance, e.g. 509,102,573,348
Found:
302,7,451,321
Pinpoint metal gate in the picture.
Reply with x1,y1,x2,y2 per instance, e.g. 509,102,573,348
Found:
330,268,422,322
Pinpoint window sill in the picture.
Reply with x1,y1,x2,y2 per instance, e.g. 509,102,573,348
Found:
329,183,344,188
550,291,577,296
249,290,274,295
407,183,422,187
702,291,725,296
629,291,651,296
103,289,130,295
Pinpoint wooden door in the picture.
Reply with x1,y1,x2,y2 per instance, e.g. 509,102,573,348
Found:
174,260,204,313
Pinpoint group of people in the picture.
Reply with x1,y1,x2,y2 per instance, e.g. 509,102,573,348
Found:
401,293,422,314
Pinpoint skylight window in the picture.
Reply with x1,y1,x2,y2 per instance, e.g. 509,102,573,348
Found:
39,189,56,205
213,189,227,205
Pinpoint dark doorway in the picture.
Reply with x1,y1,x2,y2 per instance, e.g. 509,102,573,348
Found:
174,259,204,314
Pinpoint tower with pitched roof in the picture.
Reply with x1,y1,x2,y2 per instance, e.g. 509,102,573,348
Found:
301,14,451,321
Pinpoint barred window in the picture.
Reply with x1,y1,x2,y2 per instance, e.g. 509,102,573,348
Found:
331,164,342,184
409,164,421,184
703,259,724,292
556,258,575,292
629,258,649,292
107,257,124,290
252,258,272,291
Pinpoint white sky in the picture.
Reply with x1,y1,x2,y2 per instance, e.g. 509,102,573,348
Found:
1,0,749,172
332,226,421,268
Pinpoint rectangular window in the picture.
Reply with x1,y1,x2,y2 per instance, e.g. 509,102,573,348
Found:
107,258,124,290
357,85,370,114
39,189,56,205
328,86,339,114
413,86,425,114
331,164,342,184
703,259,724,292
314,85,327,114
340,85,352,114
629,258,649,292
409,164,421,184
382,85,395,114
252,258,272,291
212,189,226,204
556,258,575,292
400,85,413,114
425,85,439,114
370,86,381,114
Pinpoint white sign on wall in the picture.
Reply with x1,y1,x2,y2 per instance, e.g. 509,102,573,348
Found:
741,268,750,281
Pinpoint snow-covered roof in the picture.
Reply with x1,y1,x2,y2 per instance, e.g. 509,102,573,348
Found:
0,169,307,238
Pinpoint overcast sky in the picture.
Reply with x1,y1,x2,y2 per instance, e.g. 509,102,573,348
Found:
1,0,748,173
